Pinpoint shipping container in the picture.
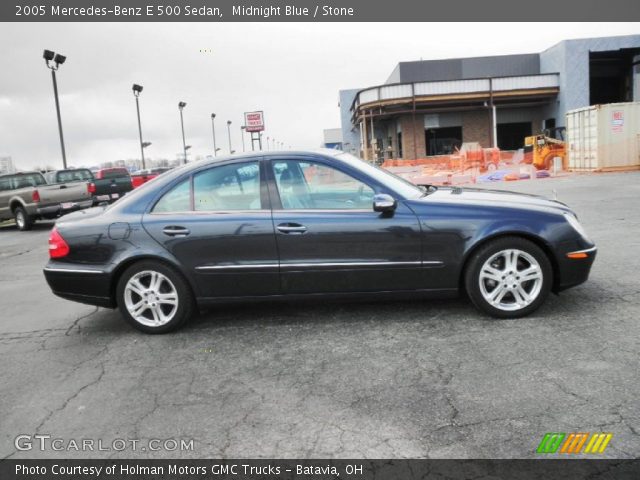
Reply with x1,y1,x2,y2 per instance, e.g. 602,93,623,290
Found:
566,102,640,171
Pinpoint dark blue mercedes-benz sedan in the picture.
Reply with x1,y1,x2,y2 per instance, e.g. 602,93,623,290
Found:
43,150,596,333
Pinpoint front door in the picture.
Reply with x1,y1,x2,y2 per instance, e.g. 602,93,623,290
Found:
268,158,423,294
142,160,280,299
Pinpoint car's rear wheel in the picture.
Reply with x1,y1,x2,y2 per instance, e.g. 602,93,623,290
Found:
14,206,33,231
116,261,194,333
465,236,552,318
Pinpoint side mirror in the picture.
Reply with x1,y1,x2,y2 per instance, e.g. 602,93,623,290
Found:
373,193,397,213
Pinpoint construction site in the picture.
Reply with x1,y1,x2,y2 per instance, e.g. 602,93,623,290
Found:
337,34,640,186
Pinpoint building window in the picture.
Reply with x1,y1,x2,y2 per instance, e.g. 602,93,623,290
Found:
497,122,532,151
425,127,462,156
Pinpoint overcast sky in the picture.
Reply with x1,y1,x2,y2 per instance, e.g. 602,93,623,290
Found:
1,22,639,169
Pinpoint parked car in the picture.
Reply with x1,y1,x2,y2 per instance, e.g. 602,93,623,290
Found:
90,168,133,204
0,171,93,231
45,167,133,206
43,150,596,333
131,167,172,189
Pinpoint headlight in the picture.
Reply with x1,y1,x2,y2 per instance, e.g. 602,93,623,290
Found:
564,212,591,242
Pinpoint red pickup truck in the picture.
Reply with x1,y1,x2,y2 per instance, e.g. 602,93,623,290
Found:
130,167,172,189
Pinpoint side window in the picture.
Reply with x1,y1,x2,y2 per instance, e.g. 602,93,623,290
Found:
152,179,191,213
273,160,374,210
0,178,11,192
194,162,261,211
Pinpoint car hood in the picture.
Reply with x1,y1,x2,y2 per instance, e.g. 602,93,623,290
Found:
413,187,573,214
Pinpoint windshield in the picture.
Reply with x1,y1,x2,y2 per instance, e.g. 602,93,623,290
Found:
335,152,424,199
99,168,130,179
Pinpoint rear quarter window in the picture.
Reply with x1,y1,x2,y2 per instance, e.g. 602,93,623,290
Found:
0,177,12,192
152,179,191,213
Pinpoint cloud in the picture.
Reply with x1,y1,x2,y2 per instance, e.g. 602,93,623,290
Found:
2,22,639,168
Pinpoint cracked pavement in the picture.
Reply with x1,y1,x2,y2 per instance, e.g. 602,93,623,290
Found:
0,171,639,459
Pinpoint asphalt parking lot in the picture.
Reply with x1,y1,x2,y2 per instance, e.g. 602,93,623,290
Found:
1,171,639,459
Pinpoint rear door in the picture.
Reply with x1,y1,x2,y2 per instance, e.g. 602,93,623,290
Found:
268,157,423,294
142,159,280,299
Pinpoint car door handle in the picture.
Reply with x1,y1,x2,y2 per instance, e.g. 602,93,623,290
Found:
162,226,190,237
277,223,307,234
59,185,67,189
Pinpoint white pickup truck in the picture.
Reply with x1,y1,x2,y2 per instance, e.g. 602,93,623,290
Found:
0,171,93,231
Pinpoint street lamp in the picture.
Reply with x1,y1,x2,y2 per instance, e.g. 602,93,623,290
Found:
132,84,147,169
226,120,233,154
240,126,246,152
43,49,68,169
178,101,187,164
211,113,219,157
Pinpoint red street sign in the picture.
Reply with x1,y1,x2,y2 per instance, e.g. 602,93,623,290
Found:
244,111,265,132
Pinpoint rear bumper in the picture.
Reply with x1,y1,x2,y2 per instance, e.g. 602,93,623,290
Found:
92,192,128,205
43,265,115,308
37,200,94,218
556,246,597,292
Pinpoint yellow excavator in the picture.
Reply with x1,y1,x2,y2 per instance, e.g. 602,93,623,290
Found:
524,127,566,170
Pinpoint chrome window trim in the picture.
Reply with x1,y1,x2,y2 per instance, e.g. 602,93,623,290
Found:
148,209,272,216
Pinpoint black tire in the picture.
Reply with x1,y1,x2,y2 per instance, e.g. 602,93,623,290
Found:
14,206,33,231
116,260,195,333
464,236,552,319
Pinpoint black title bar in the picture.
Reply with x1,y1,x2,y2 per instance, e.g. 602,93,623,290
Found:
3,459,640,480
3,0,640,22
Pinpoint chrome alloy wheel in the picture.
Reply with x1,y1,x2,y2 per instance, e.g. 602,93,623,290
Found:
124,270,179,327
15,210,25,229
478,249,543,312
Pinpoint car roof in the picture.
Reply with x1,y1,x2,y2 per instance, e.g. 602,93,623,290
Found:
190,148,342,167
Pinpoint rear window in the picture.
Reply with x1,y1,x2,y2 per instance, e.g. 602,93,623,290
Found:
97,168,130,179
55,169,94,183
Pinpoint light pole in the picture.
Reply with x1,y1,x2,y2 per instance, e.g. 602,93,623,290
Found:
240,126,246,152
211,113,218,157
266,136,270,151
227,120,233,154
43,49,68,169
178,102,187,164
132,84,147,169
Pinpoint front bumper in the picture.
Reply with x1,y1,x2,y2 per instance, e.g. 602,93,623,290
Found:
556,246,597,292
43,264,115,308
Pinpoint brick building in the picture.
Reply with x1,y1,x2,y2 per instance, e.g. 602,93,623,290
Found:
339,35,640,161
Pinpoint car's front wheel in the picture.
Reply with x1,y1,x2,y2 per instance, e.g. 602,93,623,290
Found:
116,261,195,333
465,237,552,318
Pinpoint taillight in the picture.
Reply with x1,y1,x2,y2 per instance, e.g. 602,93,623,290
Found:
48,227,70,259
88,182,96,194
32,189,41,203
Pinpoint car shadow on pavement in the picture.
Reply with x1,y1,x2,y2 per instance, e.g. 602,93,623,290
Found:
0,220,55,231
